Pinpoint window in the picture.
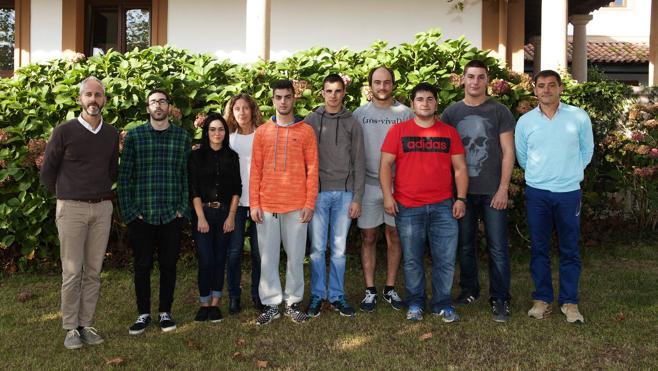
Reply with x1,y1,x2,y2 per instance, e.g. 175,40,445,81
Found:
0,0,15,76
85,0,151,56
607,0,627,7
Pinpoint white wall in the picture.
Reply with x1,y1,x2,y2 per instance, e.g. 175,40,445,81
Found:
167,0,246,61
30,0,62,63
269,0,482,60
568,0,650,42
167,0,482,62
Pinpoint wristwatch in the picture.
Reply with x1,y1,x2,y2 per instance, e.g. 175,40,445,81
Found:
455,197,467,204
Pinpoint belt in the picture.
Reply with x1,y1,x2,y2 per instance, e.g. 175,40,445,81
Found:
69,196,113,203
204,201,222,208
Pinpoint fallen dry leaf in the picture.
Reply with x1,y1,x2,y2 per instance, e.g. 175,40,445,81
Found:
419,332,433,341
105,357,124,366
17,291,33,303
613,312,625,322
187,339,203,350
233,352,245,361
255,360,269,368
235,338,246,347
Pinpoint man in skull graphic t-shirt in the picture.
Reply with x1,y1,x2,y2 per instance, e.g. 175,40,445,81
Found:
440,59,516,323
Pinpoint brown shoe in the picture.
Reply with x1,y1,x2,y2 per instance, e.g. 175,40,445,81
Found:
560,303,585,323
527,300,552,319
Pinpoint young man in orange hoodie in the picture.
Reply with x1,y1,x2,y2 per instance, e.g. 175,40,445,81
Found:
250,79,319,325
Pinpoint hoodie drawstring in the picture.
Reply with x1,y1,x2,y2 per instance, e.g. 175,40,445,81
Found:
318,111,325,144
273,125,279,171
283,128,289,171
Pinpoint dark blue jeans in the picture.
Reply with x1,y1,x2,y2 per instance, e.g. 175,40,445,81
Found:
396,199,458,312
192,205,231,303
227,206,261,300
457,194,511,301
525,186,582,305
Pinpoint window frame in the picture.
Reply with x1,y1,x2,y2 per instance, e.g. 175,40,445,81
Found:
607,0,627,8
0,0,15,77
84,0,152,56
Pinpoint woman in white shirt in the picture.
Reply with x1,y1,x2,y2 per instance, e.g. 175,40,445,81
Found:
224,93,264,315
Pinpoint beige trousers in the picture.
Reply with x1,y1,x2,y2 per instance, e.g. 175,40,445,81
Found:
56,199,113,329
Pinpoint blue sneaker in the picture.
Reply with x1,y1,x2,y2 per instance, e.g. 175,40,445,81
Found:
306,295,323,317
406,307,423,321
330,296,356,317
433,307,460,323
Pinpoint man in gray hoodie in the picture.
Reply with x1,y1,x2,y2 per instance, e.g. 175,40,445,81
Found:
304,73,366,317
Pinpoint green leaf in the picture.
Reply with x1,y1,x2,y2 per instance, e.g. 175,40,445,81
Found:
1,234,15,247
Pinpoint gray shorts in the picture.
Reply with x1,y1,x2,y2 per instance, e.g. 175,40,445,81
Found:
357,182,396,229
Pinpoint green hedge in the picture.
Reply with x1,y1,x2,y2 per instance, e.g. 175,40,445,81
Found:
0,29,645,270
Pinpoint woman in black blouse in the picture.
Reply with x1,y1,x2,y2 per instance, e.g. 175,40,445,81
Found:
188,113,241,322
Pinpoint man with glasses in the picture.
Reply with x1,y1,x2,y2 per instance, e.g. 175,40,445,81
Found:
119,90,191,335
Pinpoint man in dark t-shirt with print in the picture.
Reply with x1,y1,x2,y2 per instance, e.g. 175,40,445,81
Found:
441,59,516,322
380,82,468,322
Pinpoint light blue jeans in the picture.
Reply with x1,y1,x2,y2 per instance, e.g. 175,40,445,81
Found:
396,199,458,312
309,191,353,302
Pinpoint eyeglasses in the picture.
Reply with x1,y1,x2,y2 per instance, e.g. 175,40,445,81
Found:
148,99,169,106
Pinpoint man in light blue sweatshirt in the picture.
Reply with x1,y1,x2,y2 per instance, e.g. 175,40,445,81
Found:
515,70,593,324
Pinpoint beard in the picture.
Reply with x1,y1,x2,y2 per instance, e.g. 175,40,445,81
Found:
83,103,103,116
276,106,293,116
372,90,392,101
415,112,436,121
149,109,168,121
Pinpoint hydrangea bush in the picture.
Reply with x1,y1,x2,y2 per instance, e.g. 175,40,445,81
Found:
0,29,640,270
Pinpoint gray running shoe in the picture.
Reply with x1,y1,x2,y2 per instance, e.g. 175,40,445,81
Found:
80,327,104,345
64,329,83,350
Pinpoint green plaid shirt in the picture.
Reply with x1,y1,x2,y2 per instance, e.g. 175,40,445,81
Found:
118,122,191,225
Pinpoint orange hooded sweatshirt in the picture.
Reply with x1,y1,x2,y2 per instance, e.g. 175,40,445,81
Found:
249,117,319,213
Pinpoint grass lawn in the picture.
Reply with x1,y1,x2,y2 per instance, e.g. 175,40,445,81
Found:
1,239,658,370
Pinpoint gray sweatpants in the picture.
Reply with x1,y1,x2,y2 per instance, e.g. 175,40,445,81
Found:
257,210,307,306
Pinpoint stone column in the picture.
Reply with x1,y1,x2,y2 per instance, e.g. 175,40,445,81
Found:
246,0,271,62
569,14,593,82
531,36,541,77
540,0,568,71
650,0,658,86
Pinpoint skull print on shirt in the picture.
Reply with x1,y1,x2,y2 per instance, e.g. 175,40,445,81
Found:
457,115,490,177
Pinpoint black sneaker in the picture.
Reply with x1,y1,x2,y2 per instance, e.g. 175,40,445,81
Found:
330,296,356,317
159,312,177,332
128,314,151,335
382,288,404,310
306,295,323,317
359,290,377,312
208,306,223,323
455,292,479,306
491,298,511,323
284,302,308,323
194,307,209,322
256,305,280,325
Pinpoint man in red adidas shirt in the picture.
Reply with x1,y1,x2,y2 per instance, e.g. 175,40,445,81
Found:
380,82,468,322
